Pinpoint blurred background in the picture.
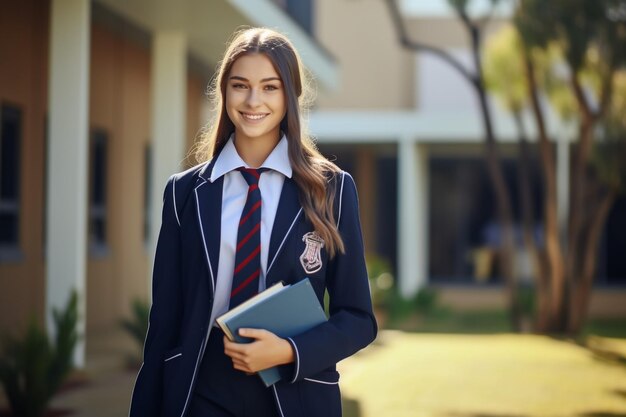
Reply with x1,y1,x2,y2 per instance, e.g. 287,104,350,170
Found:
1,0,625,416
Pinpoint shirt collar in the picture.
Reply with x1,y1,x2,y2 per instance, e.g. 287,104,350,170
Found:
209,133,292,182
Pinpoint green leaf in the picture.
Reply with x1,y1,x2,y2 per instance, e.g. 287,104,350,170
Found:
0,291,79,417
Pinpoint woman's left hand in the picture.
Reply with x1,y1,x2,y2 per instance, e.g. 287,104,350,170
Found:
223,328,295,373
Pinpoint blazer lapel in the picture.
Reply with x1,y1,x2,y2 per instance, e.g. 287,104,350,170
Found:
266,177,303,283
194,159,223,293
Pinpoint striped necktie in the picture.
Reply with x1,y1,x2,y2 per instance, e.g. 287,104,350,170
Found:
230,167,267,308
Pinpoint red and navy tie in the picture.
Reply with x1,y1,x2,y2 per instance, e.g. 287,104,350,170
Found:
230,167,267,308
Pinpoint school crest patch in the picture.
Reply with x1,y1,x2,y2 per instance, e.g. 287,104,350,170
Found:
300,232,325,274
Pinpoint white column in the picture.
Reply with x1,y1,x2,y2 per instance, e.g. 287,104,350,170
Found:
148,32,188,291
556,132,570,248
397,139,429,299
46,0,91,367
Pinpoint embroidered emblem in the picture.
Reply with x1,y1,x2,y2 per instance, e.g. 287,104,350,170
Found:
300,232,325,274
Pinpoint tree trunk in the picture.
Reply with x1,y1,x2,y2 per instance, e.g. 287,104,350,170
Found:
521,48,565,333
471,30,521,331
384,0,521,331
564,73,596,333
512,110,547,329
567,188,616,334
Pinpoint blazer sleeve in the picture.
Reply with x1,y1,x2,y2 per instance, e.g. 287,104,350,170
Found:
286,171,378,382
129,175,184,416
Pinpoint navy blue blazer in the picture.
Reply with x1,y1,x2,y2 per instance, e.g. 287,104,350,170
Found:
129,156,377,417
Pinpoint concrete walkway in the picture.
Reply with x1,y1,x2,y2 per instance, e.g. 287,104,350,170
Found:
50,371,135,417
50,327,137,416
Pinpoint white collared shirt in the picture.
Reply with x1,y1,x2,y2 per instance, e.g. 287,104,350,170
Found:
208,133,292,328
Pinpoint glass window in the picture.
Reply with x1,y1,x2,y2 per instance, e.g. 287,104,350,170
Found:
0,104,22,251
598,195,626,285
429,156,543,285
286,0,313,35
144,142,152,245
89,128,108,253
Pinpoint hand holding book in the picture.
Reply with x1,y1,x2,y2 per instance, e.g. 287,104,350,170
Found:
223,328,295,374
216,278,327,386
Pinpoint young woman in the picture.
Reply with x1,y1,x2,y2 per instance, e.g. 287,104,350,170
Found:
129,27,377,417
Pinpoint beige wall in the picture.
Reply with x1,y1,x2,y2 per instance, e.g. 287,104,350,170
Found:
0,0,49,335
405,17,509,50
87,24,208,331
437,287,626,318
354,147,376,254
87,23,154,331
0,4,209,335
315,0,415,109
313,2,508,111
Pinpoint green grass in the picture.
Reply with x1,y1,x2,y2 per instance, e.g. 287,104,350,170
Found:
384,306,626,339
386,308,513,334
583,318,626,339
338,331,626,417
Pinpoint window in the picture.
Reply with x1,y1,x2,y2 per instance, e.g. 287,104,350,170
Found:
429,156,542,285
0,103,22,258
42,115,48,253
273,0,314,35
89,128,108,254
286,0,313,35
144,142,152,245
598,195,626,285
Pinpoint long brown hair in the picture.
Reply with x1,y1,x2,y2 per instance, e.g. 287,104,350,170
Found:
195,27,345,257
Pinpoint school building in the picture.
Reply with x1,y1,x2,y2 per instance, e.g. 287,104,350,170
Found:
1,0,625,366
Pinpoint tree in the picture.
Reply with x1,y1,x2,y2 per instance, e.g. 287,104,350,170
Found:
385,0,524,330
482,26,547,328
387,0,626,335
511,0,626,334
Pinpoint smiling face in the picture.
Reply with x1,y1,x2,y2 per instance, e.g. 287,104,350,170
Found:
225,53,287,148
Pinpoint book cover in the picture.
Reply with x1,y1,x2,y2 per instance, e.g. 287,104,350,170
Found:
216,278,327,386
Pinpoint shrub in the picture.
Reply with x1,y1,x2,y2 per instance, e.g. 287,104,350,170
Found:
414,287,439,315
388,286,443,324
119,298,149,366
0,291,79,417
366,255,394,309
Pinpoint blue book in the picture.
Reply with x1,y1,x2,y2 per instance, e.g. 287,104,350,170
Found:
216,278,327,386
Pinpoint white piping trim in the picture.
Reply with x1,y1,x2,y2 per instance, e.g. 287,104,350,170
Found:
287,337,300,383
193,185,215,288
194,176,208,190
272,385,286,417
172,176,180,227
164,352,182,362
180,328,211,417
267,208,303,274
304,378,339,385
180,186,217,417
337,172,346,228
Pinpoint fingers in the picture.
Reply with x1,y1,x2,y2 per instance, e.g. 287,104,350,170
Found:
231,357,255,374
223,329,272,359
223,339,246,360
222,329,280,373
238,328,271,339
233,363,254,375
223,341,251,372
232,358,247,369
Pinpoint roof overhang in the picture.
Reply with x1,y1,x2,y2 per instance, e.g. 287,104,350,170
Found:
93,0,338,90
399,0,513,18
